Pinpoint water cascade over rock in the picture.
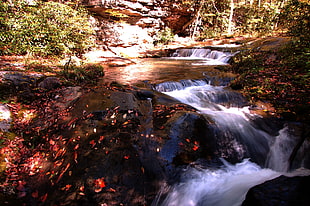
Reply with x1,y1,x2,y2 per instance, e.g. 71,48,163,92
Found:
149,50,310,205
169,48,235,64
152,77,310,206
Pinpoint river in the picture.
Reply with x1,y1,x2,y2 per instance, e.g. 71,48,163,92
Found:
102,47,309,206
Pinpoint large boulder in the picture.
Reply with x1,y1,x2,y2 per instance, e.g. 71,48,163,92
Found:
242,175,310,206
0,71,44,101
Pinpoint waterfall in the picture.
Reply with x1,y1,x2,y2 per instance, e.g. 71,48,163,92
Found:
159,82,271,165
153,80,308,206
168,48,235,65
159,159,280,206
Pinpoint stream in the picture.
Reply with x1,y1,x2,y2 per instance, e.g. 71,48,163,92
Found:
102,47,310,206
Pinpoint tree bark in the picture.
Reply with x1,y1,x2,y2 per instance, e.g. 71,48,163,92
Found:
227,0,234,35
180,0,205,36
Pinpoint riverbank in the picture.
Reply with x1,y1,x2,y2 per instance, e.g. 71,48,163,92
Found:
229,37,309,123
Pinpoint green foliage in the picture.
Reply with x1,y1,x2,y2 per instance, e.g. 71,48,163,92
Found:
154,27,175,45
231,38,309,120
280,0,310,45
234,3,280,36
60,63,105,85
0,0,95,57
180,0,285,39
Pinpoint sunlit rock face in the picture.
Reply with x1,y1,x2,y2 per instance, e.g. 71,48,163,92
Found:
82,0,192,30
81,0,193,57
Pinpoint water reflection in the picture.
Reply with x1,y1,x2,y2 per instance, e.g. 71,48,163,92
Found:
102,59,235,86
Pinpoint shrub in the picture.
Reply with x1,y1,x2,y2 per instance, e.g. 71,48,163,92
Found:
154,27,175,45
0,0,95,57
60,63,105,85
280,0,310,45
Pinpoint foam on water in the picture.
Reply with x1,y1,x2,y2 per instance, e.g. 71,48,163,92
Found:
154,76,308,206
160,159,280,206
165,49,235,65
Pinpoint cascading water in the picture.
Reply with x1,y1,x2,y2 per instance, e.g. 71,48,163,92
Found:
151,50,309,205
168,48,236,65
159,159,280,206
157,82,272,165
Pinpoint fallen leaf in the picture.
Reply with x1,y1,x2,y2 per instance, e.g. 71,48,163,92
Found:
123,155,130,160
89,140,96,147
40,193,48,202
31,190,39,198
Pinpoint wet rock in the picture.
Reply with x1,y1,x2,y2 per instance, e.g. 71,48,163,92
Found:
29,87,160,205
0,71,43,88
110,91,138,110
157,111,215,177
0,71,44,101
134,89,155,100
38,77,61,90
28,85,219,206
54,87,83,111
286,123,310,170
242,175,310,206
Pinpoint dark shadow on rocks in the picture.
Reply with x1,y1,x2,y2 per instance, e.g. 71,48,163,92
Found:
242,175,310,206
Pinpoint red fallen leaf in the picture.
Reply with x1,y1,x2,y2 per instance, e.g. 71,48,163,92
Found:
40,193,48,202
32,190,39,198
89,140,96,148
192,145,199,151
67,117,78,127
113,106,120,110
49,139,55,145
56,163,70,183
123,155,130,160
107,188,116,192
74,144,79,150
94,177,106,188
54,148,66,159
185,138,190,143
74,151,78,163
99,136,105,143
54,159,64,167
86,113,94,118
79,185,85,192
61,184,72,191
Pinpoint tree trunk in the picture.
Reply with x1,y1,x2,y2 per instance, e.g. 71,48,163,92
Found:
180,0,205,36
227,0,234,35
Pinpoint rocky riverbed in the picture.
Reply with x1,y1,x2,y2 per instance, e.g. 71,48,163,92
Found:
0,36,309,205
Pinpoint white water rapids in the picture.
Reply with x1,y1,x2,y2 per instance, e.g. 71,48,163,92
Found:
153,75,309,206
167,48,237,65
160,159,280,206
